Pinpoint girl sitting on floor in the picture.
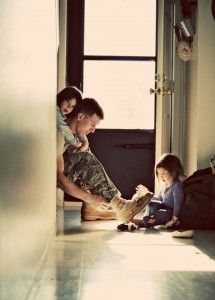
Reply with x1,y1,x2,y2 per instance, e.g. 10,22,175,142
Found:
117,153,185,231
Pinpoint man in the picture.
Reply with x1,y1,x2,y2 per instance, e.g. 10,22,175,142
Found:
57,98,152,223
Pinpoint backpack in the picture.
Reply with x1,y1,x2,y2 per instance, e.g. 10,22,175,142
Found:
180,167,215,229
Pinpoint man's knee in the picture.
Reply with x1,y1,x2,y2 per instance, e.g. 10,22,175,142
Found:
82,151,95,161
76,151,98,165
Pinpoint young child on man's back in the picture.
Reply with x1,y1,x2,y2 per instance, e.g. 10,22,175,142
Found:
57,86,89,152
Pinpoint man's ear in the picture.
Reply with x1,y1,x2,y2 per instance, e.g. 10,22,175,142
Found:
77,113,85,121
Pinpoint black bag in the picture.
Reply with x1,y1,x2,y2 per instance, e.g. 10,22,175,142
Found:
180,167,215,229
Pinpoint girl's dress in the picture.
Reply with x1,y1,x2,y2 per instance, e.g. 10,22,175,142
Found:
143,180,184,227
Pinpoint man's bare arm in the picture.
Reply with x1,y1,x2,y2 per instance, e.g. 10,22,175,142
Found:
57,155,109,208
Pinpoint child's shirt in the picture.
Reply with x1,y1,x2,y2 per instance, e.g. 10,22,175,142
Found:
57,106,77,145
56,106,87,147
151,180,184,217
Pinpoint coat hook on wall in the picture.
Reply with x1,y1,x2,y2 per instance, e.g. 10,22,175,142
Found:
174,0,197,62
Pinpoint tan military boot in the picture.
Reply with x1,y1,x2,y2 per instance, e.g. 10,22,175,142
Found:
81,203,117,221
110,193,153,223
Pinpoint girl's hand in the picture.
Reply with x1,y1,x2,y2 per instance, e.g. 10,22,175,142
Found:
135,185,150,196
164,216,180,228
77,139,89,152
132,185,150,200
72,142,83,153
77,144,89,152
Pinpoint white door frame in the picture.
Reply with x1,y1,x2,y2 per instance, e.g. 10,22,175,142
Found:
155,0,185,191
155,0,172,161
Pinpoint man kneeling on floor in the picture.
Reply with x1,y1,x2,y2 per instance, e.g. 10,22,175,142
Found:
57,97,152,223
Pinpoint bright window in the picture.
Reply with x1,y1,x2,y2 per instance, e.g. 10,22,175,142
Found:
83,0,156,129
84,60,155,129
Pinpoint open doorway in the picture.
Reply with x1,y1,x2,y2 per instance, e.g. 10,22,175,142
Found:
67,0,157,197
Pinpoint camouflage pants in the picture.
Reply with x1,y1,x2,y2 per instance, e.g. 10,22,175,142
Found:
64,151,119,202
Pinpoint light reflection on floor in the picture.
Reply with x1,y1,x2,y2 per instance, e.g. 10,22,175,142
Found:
32,207,215,300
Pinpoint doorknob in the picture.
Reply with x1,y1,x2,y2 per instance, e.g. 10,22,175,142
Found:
149,87,162,95
150,74,174,96
162,88,173,95
149,88,173,96
149,87,173,96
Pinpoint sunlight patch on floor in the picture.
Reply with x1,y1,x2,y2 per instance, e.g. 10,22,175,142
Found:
107,232,215,272
81,278,156,300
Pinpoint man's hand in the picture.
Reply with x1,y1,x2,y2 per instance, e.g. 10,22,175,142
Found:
57,162,108,208
85,193,110,209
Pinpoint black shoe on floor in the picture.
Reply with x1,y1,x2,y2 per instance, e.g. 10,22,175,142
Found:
117,223,138,231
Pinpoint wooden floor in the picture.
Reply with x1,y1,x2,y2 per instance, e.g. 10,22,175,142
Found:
32,207,215,300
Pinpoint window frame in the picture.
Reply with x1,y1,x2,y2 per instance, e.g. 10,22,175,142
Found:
67,0,158,130
67,0,157,90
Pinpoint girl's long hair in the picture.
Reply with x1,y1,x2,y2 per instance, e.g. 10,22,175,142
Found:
57,86,82,106
155,153,184,181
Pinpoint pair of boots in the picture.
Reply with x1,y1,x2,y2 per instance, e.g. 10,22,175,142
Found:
81,192,153,223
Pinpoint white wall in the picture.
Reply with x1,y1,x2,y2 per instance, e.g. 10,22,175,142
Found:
0,0,57,299
58,0,67,91
185,0,215,175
